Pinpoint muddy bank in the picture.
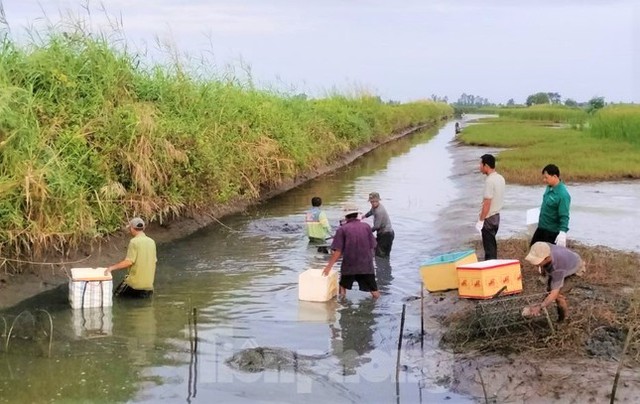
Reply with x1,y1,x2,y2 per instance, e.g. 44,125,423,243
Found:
409,292,640,402
412,238,640,402
0,121,443,310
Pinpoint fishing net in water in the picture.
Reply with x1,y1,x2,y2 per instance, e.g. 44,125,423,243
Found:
1,309,53,356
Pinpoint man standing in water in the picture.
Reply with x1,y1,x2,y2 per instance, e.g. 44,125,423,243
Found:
476,154,505,260
105,217,157,298
323,204,380,299
530,164,571,247
305,196,332,253
364,192,394,259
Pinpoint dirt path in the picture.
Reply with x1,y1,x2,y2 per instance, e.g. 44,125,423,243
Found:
0,121,442,310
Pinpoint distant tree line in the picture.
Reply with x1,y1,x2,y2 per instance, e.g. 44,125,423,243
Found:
525,91,606,113
453,93,492,107
434,91,609,115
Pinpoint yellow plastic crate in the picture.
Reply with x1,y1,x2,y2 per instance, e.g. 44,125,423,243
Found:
457,259,523,299
420,250,478,292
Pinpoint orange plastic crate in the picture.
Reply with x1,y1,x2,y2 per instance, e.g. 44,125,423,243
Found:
456,259,523,299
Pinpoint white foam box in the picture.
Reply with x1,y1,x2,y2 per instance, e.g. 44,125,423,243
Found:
69,268,113,309
298,268,338,302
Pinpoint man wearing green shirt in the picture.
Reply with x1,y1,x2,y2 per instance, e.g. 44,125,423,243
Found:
530,164,571,247
105,217,157,298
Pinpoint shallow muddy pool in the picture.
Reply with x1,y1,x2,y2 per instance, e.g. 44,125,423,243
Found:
2,116,638,403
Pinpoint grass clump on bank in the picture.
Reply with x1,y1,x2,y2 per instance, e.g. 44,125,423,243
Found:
498,104,588,125
457,116,640,184
589,105,640,145
0,26,451,266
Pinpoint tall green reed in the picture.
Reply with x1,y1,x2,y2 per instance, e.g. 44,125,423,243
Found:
0,27,451,263
499,105,588,124
589,105,640,145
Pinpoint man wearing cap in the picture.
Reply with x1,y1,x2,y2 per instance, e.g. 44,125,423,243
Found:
105,217,157,298
476,154,505,260
523,241,586,322
322,204,380,299
530,164,571,247
364,192,394,259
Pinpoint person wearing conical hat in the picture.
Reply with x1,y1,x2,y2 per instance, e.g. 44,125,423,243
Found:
323,203,380,299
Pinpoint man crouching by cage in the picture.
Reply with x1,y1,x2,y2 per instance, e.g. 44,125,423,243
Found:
105,217,157,298
523,241,586,322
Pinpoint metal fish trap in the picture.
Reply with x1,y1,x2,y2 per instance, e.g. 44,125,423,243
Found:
2,309,54,357
475,293,556,339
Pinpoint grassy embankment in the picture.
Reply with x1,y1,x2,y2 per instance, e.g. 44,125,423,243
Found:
0,31,451,268
458,105,640,184
497,104,588,125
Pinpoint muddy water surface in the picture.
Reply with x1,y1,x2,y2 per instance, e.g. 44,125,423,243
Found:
2,116,639,403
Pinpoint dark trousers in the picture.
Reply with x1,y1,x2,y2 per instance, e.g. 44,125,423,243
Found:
114,281,153,298
530,227,559,246
481,214,500,260
376,231,395,258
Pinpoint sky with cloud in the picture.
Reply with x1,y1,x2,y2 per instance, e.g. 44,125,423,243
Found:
3,0,639,104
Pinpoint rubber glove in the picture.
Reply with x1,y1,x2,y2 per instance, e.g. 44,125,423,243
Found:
475,220,484,234
555,231,567,247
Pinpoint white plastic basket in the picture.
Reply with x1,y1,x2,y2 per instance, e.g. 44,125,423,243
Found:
68,268,113,309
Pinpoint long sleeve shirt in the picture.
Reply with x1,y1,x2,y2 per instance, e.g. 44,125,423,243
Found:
538,181,571,233
364,203,393,234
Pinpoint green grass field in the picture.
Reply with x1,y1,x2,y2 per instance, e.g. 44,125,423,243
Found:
498,105,588,125
589,105,640,144
458,117,640,184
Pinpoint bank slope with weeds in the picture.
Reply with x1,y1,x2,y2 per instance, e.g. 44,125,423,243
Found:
443,238,640,366
457,105,640,184
0,31,451,266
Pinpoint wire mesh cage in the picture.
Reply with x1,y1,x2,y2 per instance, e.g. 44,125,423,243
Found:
475,293,556,339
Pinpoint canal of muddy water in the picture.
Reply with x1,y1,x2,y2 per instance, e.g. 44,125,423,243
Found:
2,116,639,403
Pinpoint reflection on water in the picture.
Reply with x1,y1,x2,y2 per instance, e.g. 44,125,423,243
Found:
375,256,394,290
72,307,113,339
3,117,638,403
331,300,376,376
118,301,158,367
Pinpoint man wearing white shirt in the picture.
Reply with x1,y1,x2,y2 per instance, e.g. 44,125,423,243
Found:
476,154,505,260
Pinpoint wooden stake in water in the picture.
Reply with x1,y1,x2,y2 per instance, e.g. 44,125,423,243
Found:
610,326,635,404
187,307,199,402
420,287,425,350
395,303,407,398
